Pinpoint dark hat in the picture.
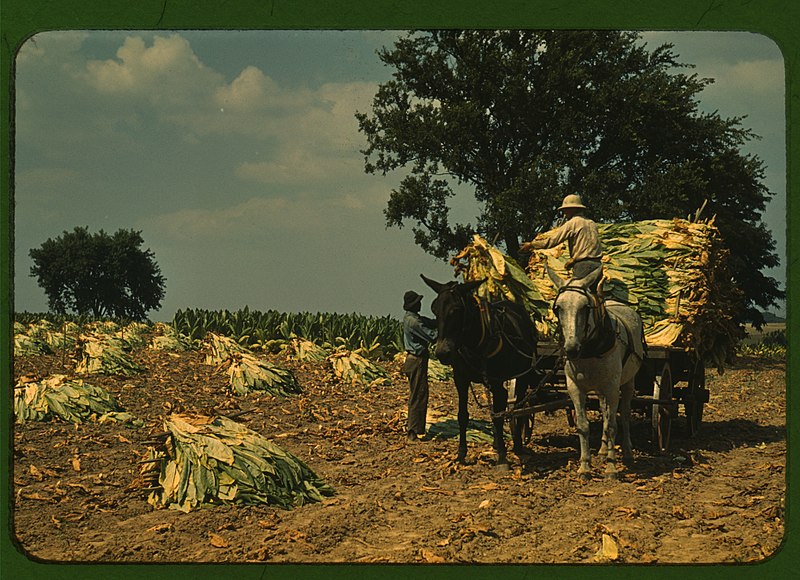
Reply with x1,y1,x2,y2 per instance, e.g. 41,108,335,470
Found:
403,290,423,311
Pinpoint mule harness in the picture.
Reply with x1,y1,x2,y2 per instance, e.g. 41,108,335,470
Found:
553,285,643,366
440,291,552,413
453,293,541,384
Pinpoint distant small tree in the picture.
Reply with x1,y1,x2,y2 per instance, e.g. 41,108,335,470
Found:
29,227,166,320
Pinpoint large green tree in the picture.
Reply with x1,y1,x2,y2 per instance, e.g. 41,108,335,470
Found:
29,227,166,320
356,30,782,325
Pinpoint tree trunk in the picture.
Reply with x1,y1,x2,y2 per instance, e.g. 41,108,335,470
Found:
504,233,521,263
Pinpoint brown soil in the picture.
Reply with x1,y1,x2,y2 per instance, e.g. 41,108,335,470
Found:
11,344,785,565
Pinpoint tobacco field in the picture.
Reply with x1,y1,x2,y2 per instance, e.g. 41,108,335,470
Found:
10,314,786,566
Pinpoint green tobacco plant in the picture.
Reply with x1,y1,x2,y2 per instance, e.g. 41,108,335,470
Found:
174,308,404,358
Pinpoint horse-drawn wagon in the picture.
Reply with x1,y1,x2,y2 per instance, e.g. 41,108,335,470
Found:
506,339,708,453
429,217,741,467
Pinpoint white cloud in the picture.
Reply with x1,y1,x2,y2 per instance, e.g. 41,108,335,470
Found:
200,78,374,147
142,187,385,243
83,34,223,109
77,33,379,190
701,59,784,99
214,66,267,110
80,34,373,133
694,57,785,153
234,147,363,186
225,81,378,187
729,59,784,93
145,196,292,241
213,66,289,112
312,81,378,144
16,31,89,65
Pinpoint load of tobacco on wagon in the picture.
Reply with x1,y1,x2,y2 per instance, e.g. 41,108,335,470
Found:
449,213,745,453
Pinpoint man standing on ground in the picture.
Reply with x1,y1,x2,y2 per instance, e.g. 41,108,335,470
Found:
401,290,437,442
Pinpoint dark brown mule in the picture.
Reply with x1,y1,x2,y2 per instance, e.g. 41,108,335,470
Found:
421,275,541,467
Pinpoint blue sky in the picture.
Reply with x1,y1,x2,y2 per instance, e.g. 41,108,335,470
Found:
13,30,786,320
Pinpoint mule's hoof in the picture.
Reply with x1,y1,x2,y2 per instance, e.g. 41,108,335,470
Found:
604,464,619,481
578,470,592,482
513,446,533,462
496,461,511,471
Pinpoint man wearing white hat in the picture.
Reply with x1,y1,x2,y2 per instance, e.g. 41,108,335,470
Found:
520,194,603,281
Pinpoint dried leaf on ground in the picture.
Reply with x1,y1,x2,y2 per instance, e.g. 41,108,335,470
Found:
209,532,229,548
615,506,640,519
420,548,446,563
672,505,692,520
29,465,44,481
594,534,619,562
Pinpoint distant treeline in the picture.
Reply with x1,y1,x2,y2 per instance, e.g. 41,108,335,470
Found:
760,311,786,324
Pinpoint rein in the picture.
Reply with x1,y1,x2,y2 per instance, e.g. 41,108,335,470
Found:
449,291,537,384
473,295,540,362
475,297,504,358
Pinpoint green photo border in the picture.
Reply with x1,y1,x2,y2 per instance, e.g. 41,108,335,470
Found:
1,1,796,579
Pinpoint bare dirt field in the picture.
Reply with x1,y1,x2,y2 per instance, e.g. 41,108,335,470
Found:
11,344,786,566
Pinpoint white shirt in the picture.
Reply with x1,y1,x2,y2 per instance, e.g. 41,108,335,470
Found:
531,214,602,261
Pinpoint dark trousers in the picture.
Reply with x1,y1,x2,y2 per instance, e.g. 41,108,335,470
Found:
403,353,429,436
571,259,603,292
571,258,602,280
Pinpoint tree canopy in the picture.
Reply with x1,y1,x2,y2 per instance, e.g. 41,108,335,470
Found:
356,30,782,325
29,227,166,320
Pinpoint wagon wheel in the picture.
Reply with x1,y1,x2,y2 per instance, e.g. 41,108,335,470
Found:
566,406,576,428
651,362,673,452
507,381,535,445
685,358,706,437
509,412,535,445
